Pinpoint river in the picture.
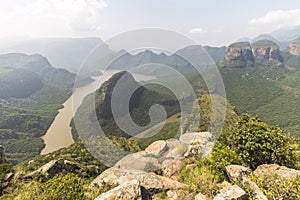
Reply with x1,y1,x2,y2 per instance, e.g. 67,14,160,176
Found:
40,70,156,155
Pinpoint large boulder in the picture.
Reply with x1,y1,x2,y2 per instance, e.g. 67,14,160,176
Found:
94,180,149,200
214,185,248,200
114,151,160,172
253,164,300,180
91,167,187,194
145,140,168,156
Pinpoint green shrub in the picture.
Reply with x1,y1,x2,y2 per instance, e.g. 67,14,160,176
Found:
220,114,297,169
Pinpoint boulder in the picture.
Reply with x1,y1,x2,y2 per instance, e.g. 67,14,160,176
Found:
225,165,267,200
145,140,168,156
94,180,148,200
253,164,300,180
91,167,187,194
161,159,184,181
114,152,160,172
225,165,252,180
214,185,248,200
195,193,208,200
179,132,211,145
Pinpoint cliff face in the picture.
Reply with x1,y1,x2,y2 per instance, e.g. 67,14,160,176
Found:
224,42,254,68
289,38,300,56
252,40,283,62
223,40,283,68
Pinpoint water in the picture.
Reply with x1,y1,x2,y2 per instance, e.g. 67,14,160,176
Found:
40,70,156,154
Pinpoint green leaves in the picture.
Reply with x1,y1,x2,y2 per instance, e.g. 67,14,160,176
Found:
221,114,297,169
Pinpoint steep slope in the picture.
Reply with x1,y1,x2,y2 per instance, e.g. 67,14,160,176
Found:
0,54,80,164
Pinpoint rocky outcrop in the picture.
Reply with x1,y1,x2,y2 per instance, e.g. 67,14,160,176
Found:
223,40,283,68
214,185,248,200
113,132,212,172
253,164,300,180
92,132,213,198
91,167,187,195
289,38,300,56
252,40,283,62
26,159,80,179
225,165,267,200
223,42,254,68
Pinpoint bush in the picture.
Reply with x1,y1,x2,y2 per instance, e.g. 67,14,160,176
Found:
220,114,297,169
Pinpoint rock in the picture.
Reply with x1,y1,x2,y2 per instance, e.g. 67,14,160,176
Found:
214,185,248,200
225,165,267,200
114,152,160,172
167,190,179,200
94,180,147,200
225,165,252,180
289,38,300,56
91,167,187,195
223,42,254,68
252,40,283,63
179,132,211,145
253,164,300,180
195,193,208,200
161,159,184,181
145,140,168,156
27,159,81,179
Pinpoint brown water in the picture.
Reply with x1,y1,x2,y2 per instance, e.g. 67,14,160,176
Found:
41,70,156,155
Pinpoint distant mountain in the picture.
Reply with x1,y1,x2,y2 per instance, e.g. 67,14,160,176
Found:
0,38,113,72
83,45,226,77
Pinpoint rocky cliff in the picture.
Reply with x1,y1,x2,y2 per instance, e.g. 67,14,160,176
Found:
223,40,283,68
289,38,300,56
223,42,255,68
252,40,283,62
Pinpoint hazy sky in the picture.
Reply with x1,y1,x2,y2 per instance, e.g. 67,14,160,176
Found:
0,0,300,46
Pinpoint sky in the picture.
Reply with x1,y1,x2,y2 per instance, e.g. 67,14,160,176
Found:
0,0,300,46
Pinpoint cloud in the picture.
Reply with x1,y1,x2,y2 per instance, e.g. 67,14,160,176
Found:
249,9,300,30
189,28,206,34
0,0,108,38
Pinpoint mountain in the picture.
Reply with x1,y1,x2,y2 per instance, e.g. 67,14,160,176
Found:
0,38,113,72
83,45,226,77
0,53,82,164
222,40,283,68
219,39,300,136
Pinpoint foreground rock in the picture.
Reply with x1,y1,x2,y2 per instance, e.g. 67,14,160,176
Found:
214,185,248,200
94,180,150,200
226,165,267,200
253,164,300,180
92,167,187,195
114,132,212,172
